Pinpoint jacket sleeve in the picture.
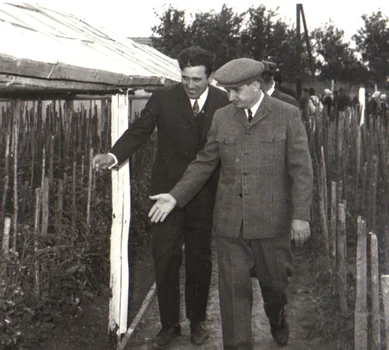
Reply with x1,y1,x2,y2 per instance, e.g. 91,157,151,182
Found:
286,110,313,221
109,92,159,165
170,114,221,207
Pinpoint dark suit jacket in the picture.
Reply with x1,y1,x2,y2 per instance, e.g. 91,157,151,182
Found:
110,83,229,200
170,94,313,239
272,88,300,108
276,84,297,99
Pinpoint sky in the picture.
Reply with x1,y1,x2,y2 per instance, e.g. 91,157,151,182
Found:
7,1,389,44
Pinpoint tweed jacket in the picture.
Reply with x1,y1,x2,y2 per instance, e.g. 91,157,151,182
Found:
110,83,229,197
272,88,300,108
170,94,313,239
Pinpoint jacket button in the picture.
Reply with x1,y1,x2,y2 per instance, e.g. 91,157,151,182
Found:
239,193,242,197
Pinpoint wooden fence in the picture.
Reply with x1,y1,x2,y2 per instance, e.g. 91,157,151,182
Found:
308,104,389,349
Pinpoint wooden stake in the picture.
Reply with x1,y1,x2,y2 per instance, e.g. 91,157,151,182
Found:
318,146,329,255
41,178,49,236
33,188,41,297
381,275,389,350
369,232,380,350
1,133,11,223
354,217,367,349
72,160,76,230
12,99,21,252
330,182,337,259
369,155,378,232
86,148,93,233
57,179,64,235
336,203,347,316
0,217,11,299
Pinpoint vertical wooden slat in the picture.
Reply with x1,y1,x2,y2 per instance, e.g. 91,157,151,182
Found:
354,216,367,350
369,232,380,350
86,148,93,233
336,203,347,316
381,275,389,350
330,182,337,259
33,188,41,297
12,99,21,252
0,217,11,300
109,93,131,347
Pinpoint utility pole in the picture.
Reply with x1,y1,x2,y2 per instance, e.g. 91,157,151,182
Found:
296,4,302,99
296,4,315,98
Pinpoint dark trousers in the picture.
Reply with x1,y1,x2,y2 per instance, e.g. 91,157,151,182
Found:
151,196,213,328
216,233,293,350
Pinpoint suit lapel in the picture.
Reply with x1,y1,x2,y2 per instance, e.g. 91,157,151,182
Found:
177,84,197,127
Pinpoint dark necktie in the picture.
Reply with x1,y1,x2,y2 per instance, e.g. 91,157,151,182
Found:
247,108,253,122
192,99,200,116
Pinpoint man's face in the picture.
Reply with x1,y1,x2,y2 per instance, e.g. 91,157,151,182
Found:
181,66,213,99
226,81,261,109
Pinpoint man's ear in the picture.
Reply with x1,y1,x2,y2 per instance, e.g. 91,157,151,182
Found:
208,72,215,83
252,81,261,91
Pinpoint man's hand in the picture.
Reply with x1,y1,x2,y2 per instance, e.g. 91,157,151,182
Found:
148,194,177,223
291,219,311,247
93,154,115,172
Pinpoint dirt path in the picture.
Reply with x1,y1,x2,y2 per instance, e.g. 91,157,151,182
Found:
127,244,338,350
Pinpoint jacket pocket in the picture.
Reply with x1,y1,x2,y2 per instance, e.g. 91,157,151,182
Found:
256,133,286,160
217,136,237,167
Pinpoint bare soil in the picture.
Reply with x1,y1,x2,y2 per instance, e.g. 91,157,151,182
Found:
36,235,352,350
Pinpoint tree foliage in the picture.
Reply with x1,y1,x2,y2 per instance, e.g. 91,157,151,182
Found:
312,23,369,85
151,4,387,87
353,11,389,86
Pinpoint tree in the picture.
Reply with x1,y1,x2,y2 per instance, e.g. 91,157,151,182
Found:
189,5,244,68
311,23,368,84
353,11,389,86
151,5,191,58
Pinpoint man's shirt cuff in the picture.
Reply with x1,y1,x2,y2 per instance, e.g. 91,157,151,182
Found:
107,153,118,169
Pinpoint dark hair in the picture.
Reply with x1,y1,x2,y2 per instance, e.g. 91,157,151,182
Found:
274,71,282,84
177,46,215,77
308,87,316,96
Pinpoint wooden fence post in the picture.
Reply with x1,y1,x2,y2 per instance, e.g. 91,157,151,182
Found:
329,182,337,259
109,93,131,347
354,216,367,349
0,217,11,300
336,203,347,316
318,146,329,255
369,232,380,350
380,275,389,350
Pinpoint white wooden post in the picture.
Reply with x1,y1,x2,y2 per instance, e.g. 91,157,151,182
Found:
108,93,131,346
358,87,366,126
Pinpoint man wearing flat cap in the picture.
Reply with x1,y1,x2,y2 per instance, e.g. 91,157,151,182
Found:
149,58,313,349
261,60,299,108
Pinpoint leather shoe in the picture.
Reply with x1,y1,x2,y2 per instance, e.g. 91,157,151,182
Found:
270,315,289,347
190,321,209,345
152,324,181,349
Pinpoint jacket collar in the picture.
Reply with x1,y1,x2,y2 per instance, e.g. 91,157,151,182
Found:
233,94,272,127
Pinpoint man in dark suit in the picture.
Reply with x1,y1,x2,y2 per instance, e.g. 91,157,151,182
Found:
274,71,297,99
261,61,299,108
149,58,313,349
93,46,229,348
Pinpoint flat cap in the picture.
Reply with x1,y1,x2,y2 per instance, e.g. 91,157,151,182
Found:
214,58,264,88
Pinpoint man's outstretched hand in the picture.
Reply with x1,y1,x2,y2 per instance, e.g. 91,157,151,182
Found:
149,194,177,223
92,154,115,171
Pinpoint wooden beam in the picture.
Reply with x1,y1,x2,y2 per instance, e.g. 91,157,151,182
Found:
0,54,167,87
108,93,131,347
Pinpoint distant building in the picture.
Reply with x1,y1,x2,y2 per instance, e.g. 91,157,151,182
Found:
128,37,154,47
